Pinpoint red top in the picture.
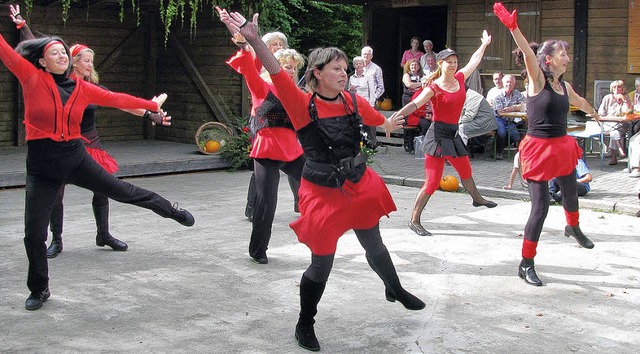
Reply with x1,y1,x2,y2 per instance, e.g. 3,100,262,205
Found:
428,71,466,125
270,71,385,129
0,35,157,142
227,50,303,161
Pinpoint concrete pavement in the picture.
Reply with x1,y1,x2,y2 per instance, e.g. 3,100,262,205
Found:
1,170,639,353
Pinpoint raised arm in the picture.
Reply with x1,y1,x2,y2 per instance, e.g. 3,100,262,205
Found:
459,30,492,80
10,5,35,41
493,2,543,96
565,82,600,123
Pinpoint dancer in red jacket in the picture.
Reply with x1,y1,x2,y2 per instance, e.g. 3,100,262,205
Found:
0,31,194,311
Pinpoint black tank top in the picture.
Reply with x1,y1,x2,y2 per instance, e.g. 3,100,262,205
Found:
525,80,569,138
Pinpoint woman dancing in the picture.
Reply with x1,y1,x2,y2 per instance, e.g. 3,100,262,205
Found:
218,8,425,352
494,2,598,286
219,10,306,264
391,31,497,237
10,5,171,257
0,31,194,310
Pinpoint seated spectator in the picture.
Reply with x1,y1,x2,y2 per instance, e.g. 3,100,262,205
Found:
549,158,592,203
599,80,632,165
459,88,497,145
485,71,503,106
406,86,432,136
401,59,424,107
627,77,640,177
420,53,437,78
400,36,424,68
493,74,525,159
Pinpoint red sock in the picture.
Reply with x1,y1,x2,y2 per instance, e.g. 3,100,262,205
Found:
565,210,579,227
522,239,538,259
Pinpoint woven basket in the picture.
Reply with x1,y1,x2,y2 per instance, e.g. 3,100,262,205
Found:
195,122,233,155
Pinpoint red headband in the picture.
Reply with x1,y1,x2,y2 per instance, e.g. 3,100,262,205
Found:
43,40,63,54
71,44,89,58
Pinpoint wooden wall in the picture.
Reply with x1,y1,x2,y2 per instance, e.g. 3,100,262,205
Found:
0,4,242,147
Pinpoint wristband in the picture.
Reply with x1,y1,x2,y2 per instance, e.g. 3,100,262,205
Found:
16,21,25,29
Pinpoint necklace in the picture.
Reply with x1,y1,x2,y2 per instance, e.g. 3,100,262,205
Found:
316,92,341,101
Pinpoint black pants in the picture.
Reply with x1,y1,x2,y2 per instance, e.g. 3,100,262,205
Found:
249,156,305,258
24,139,178,294
524,171,578,243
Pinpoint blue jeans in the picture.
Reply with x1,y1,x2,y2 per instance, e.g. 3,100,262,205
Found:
495,117,520,153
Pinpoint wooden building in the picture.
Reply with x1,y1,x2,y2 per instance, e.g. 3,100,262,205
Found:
0,0,637,148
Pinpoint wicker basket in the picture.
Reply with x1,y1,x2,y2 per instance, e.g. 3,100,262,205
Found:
195,122,233,155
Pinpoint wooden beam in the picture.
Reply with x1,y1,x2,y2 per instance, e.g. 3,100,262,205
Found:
573,0,588,96
96,26,145,73
168,33,231,126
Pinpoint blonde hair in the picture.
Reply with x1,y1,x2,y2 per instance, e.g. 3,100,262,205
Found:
70,45,99,84
261,48,305,83
609,80,625,93
403,59,423,75
304,47,348,93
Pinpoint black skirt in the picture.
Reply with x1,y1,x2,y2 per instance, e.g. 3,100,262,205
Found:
420,121,468,158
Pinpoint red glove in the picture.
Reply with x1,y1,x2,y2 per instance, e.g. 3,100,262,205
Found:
493,2,518,31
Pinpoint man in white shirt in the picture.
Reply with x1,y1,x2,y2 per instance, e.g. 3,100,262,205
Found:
420,53,437,77
361,46,385,147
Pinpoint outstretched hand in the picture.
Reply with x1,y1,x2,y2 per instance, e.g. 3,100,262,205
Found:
152,93,168,110
480,30,492,46
493,2,518,31
215,6,260,43
10,4,25,26
385,112,404,138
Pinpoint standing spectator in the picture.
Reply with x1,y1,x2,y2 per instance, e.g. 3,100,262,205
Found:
419,40,435,73
400,36,424,68
391,32,497,237
598,80,632,165
349,56,377,107
421,53,437,78
361,46,385,148
549,158,592,202
493,74,525,159
485,71,503,106
401,59,423,107
494,2,600,287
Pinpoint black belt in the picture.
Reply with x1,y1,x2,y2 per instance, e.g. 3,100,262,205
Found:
305,154,366,173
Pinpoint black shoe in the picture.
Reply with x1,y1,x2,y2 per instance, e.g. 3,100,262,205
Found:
295,323,320,352
472,200,497,208
385,288,426,310
518,259,542,286
25,288,50,311
564,225,594,249
171,203,195,227
96,233,128,251
46,239,62,258
408,222,431,236
252,255,269,264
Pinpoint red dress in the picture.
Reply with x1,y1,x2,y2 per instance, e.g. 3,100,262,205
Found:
227,50,303,161
271,71,395,255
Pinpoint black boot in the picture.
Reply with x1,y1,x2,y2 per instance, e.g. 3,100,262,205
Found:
295,275,326,352
170,203,195,227
25,287,50,311
46,234,63,258
366,251,425,310
518,258,542,286
47,203,64,258
93,204,128,251
564,224,594,249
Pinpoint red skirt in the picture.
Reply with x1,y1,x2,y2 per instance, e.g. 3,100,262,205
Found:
519,134,582,181
290,168,396,255
85,147,119,174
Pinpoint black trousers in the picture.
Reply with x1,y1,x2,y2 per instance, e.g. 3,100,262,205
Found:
24,139,177,294
249,155,305,258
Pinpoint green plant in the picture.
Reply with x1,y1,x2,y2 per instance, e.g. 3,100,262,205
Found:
219,116,252,171
360,141,377,166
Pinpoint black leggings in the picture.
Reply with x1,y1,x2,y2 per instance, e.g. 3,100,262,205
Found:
524,171,578,243
249,156,305,258
303,224,387,283
25,140,179,294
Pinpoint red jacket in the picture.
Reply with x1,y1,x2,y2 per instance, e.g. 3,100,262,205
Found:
0,34,157,142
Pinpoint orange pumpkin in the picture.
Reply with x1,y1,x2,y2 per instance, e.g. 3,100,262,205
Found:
439,175,459,192
379,98,392,111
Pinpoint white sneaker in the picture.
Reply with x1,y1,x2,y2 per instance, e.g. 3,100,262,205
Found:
629,169,640,178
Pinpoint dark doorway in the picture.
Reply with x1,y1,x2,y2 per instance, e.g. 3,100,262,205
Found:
370,6,448,110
